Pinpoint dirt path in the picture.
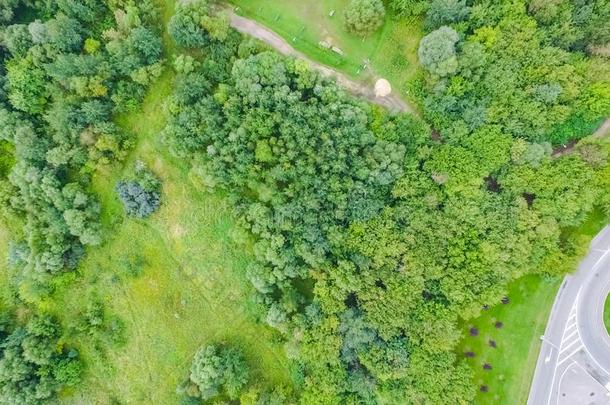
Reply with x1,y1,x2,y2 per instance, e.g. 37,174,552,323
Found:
592,118,610,139
228,12,416,114
552,118,610,157
228,11,610,142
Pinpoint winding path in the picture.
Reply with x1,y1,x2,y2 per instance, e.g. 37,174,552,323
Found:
228,12,416,114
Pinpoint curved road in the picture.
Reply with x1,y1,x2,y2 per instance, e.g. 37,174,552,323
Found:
228,11,416,114
578,240,610,376
528,226,610,405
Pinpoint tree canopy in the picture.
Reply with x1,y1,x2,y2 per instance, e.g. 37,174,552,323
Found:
344,0,386,36
161,1,610,402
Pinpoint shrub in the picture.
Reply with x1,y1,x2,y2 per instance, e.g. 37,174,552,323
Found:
0,314,82,404
116,161,161,218
188,344,249,401
344,0,386,36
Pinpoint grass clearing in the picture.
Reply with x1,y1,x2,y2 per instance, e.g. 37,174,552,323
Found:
229,0,423,102
0,224,13,310
47,1,293,401
51,68,292,404
457,275,561,404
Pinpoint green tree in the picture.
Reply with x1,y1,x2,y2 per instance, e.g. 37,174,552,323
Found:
425,0,470,29
168,0,228,48
189,345,250,400
343,0,386,36
6,55,49,114
387,0,429,17
2,24,32,56
0,314,82,404
418,25,459,76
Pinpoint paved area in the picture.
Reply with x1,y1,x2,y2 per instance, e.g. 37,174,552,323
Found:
528,226,610,405
557,362,610,405
228,11,415,114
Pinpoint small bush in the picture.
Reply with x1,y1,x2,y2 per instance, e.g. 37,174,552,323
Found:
120,253,147,278
116,161,161,218
183,344,250,401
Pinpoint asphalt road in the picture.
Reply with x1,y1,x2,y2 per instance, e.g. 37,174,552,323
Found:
528,226,610,405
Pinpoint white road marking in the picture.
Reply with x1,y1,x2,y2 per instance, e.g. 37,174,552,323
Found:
563,329,578,342
559,338,581,355
558,345,584,366
592,248,610,271
555,361,578,405
564,322,577,335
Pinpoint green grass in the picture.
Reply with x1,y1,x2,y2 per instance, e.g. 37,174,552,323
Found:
563,206,608,239
229,0,423,103
457,275,561,404
605,294,610,336
50,68,293,404
45,1,293,402
0,225,13,310
458,207,609,404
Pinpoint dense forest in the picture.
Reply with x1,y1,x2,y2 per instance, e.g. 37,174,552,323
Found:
0,0,608,403
162,0,609,403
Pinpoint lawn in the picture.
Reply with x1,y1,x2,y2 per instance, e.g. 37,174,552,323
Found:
50,68,293,404
457,275,561,404
44,1,293,402
229,0,423,103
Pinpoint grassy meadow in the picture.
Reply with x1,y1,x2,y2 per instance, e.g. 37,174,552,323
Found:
49,68,293,403
50,0,292,401
457,275,561,405
0,0,299,399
